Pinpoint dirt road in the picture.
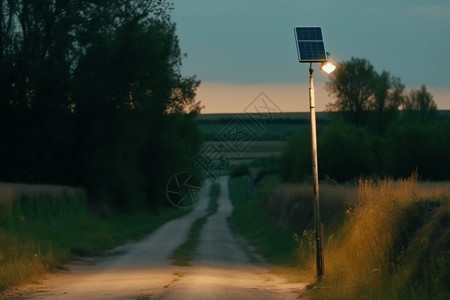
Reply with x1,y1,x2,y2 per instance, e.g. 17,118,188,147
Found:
5,177,305,299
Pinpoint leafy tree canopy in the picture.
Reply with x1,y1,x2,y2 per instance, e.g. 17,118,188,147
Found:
0,0,202,212
325,57,405,127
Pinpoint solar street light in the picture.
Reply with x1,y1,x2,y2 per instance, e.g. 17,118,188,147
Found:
294,26,335,280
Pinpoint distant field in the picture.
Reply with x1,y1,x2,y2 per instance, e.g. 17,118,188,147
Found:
196,112,331,169
197,112,318,121
196,110,450,174
197,110,450,142
197,112,333,141
197,110,450,121
198,140,285,166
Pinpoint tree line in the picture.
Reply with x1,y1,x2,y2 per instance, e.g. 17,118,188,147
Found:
0,0,202,212
281,57,450,182
325,57,438,133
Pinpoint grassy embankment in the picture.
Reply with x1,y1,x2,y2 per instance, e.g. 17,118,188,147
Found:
171,182,220,266
0,183,189,292
228,174,450,299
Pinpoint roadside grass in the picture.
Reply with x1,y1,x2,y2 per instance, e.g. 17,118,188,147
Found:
227,176,309,272
309,175,450,300
228,174,450,299
0,183,189,292
171,182,220,266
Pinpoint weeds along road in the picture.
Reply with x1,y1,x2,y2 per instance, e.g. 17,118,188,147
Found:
6,177,304,300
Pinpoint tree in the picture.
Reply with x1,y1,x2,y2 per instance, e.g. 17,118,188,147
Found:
385,122,450,179
0,0,202,212
325,57,405,132
325,57,376,126
403,85,437,123
370,72,404,134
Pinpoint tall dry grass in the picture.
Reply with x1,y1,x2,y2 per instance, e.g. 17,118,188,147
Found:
0,183,88,290
0,182,85,203
229,173,449,298
308,173,450,299
0,181,191,292
0,183,133,290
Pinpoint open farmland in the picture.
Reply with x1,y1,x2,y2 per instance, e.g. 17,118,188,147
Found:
198,140,285,166
196,112,333,142
196,110,450,164
195,112,332,168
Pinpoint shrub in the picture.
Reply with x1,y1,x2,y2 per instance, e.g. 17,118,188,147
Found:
319,121,376,181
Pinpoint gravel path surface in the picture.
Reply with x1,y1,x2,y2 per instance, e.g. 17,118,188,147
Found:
4,177,305,300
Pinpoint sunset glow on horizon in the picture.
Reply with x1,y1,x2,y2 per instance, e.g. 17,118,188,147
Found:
197,82,450,114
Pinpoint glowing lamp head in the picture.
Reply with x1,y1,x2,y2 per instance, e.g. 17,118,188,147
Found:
320,61,336,74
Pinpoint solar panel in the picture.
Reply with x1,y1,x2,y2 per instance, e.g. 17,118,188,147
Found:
294,27,328,63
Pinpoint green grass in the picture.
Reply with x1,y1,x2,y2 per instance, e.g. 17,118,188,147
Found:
228,176,305,267
0,184,190,291
170,216,208,266
170,183,220,266
228,175,316,285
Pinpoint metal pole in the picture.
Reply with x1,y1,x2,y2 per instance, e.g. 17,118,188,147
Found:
308,64,324,279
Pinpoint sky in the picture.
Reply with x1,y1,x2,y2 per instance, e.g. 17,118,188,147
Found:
170,0,450,113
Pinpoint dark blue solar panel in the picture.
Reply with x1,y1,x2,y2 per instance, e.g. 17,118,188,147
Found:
295,27,323,41
294,27,328,62
297,41,326,61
